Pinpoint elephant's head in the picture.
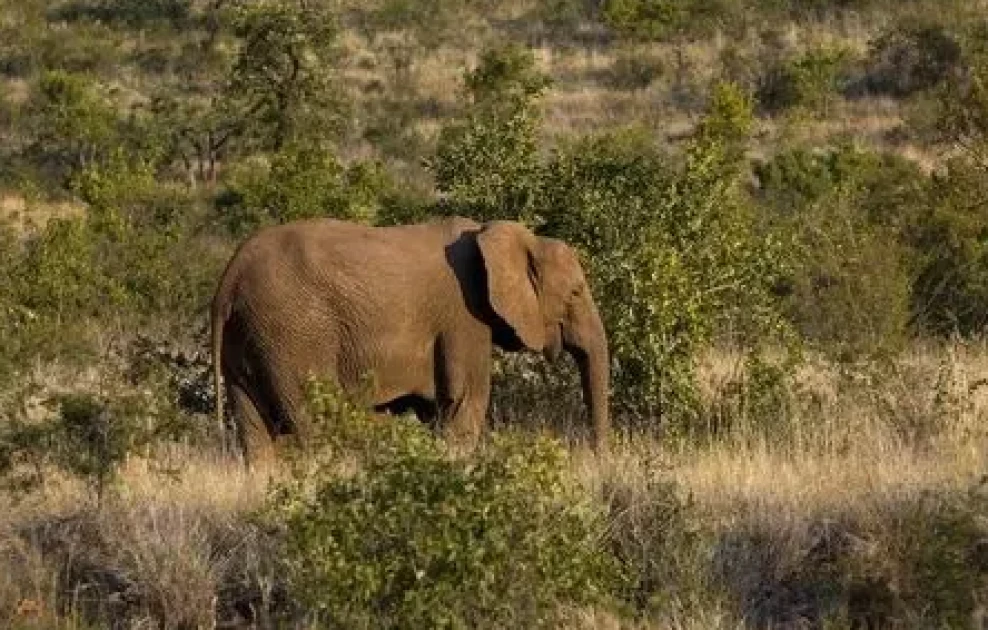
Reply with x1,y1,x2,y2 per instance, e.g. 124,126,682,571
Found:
477,221,610,451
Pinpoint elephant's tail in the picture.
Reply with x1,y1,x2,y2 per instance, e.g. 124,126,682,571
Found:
211,294,231,451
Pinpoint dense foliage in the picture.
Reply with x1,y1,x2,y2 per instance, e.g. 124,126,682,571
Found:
265,381,619,629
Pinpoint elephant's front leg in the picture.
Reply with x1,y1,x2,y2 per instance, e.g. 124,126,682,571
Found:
435,331,492,449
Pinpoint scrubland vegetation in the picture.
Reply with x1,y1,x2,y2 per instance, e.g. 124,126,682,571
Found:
1,0,988,627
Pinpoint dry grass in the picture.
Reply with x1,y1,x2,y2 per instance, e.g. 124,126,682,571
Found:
0,194,85,234
583,343,988,627
331,12,958,167
1,344,986,627
0,455,275,629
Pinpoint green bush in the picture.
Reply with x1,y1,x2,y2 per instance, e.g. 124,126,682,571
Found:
907,157,988,335
50,0,194,29
27,70,119,172
602,0,727,41
755,144,924,355
540,89,783,431
216,145,391,234
932,24,988,163
264,380,619,629
69,154,223,321
433,43,549,222
608,50,665,91
755,142,929,229
901,28,988,335
0,384,189,504
36,20,126,75
0,153,224,381
757,45,851,115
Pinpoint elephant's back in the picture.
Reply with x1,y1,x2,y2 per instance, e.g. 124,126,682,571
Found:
222,217,469,367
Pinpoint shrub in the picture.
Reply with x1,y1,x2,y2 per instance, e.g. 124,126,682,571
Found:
36,20,126,75
264,380,619,629
902,28,988,335
216,145,391,235
861,21,962,97
696,350,801,445
69,153,223,321
755,142,929,227
27,70,119,172
602,0,727,41
50,0,194,29
0,385,188,505
717,483,988,628
462,43,553,104
695,81,755,155
754,144,923,355
609,50,665,91
540,95,783,431
757,45,851,115
778,205,912,357
432,43,550,222
907,157,988,335
932,24,988,166
0,153,225,381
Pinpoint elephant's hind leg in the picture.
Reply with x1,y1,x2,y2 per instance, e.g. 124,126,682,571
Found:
228,382,276,465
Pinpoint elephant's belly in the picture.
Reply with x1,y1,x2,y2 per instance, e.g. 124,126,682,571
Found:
337,333,437,406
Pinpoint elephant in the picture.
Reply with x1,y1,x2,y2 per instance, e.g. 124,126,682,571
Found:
210,216,610,462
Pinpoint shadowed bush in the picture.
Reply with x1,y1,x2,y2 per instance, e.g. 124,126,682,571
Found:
755,143,925,357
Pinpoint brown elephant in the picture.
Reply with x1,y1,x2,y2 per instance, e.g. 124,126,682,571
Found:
211,217,610,462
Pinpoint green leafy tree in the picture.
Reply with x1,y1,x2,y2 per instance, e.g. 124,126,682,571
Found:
227,0,345,151
144,1,239,186
28,70,118,171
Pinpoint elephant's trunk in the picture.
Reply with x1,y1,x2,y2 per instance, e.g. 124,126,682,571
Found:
569,306,610,453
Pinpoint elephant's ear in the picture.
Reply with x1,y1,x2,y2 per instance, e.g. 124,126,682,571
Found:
477,221,546,351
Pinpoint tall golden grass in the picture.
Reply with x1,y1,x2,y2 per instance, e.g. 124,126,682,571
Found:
1,343,984,627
